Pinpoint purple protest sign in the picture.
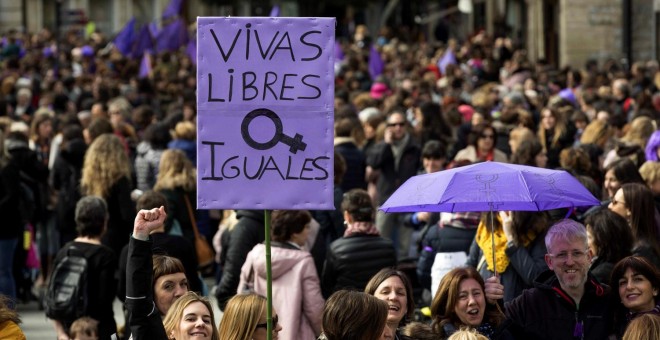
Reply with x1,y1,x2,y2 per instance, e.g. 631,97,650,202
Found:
196,17,335,210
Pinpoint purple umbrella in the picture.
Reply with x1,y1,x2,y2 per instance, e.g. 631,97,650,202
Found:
380,161,599,275
380,161,598,213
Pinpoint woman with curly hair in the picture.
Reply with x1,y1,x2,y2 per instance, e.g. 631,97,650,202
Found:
81,133,135,257
0,295,25,340
154,149,198,249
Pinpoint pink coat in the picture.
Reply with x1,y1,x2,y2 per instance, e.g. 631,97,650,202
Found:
239,243,324,340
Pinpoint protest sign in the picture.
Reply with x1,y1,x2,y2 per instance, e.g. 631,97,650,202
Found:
197,17,335,210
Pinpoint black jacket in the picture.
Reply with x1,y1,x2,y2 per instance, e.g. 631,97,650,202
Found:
125,236,168,340
53,241,117,339
0,160,22,239
335,140,367,192
367,137,421,205
118,232,202,302
504,270,612,340
466,232,548,303
321,234,396,298
416,223,476,290
588,256,615,286
51,138,86,243
215,210,264,310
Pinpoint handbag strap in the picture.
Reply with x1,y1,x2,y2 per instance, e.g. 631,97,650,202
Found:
183,193,202,239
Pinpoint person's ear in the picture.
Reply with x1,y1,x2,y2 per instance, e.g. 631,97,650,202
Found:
544,254,553,270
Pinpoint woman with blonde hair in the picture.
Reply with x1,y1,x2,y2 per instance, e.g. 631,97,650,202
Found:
163,291,219,340
154,149,198,248
168,121,197,164
603,116,656,168
81,133,134,257
622,313,660,340
218,293,282,340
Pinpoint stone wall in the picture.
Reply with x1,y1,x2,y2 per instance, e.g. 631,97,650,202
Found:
560,0,623,67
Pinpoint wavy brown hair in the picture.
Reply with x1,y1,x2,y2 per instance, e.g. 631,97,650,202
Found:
431,267,504,337
154,149,196,192
81,134,131,198
0,295,20,324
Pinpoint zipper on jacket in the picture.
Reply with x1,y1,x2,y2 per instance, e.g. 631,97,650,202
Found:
573,308,584,340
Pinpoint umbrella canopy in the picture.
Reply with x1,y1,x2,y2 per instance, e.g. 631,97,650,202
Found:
380,161,599,213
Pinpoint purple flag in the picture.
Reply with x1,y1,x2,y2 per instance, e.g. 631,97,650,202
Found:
132,24,154,59
149,22,159,38
156,18,188,53
368,45,384,80
139,52,152,78
187,39,196,64
162,0,182,19
269,5,280,17
438,49,457,75
334,39,344,62
196,17,336,210
114,17,136,57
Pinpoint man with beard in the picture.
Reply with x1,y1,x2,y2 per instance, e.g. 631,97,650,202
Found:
485,219,613,339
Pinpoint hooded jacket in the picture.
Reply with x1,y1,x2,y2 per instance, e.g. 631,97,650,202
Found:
239,242,324,340
504,270,612,340
134,141,164,191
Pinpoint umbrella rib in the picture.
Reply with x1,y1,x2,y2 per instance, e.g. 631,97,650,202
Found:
517,171,534,204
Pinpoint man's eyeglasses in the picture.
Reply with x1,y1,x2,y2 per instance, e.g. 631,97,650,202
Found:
387,122,406,128
256,315,278,329
548,250,589,262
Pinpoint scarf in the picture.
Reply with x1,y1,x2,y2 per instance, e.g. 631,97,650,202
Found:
344,221,380,237
391,133,410,172
627,303,660,322
475,216,537,273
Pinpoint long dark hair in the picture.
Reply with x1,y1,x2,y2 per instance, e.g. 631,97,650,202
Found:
610,256,660,332
510,211,549,246
585,208,633,263
621,183,660,259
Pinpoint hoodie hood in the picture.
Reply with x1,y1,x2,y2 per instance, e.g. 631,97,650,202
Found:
136,141,152,156
249,243,310,280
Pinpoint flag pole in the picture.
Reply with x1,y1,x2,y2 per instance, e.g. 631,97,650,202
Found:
264,209,273,340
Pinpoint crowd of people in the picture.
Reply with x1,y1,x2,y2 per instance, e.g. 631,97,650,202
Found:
0,9,659,340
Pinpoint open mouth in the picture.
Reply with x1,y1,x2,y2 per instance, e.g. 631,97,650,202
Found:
388,304,400,312
467,308,480,315
189,332,208,337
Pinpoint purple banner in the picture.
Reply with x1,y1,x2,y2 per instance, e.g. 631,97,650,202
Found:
196,17,335,210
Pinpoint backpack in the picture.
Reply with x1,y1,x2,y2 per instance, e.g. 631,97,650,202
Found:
45,244,89,323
